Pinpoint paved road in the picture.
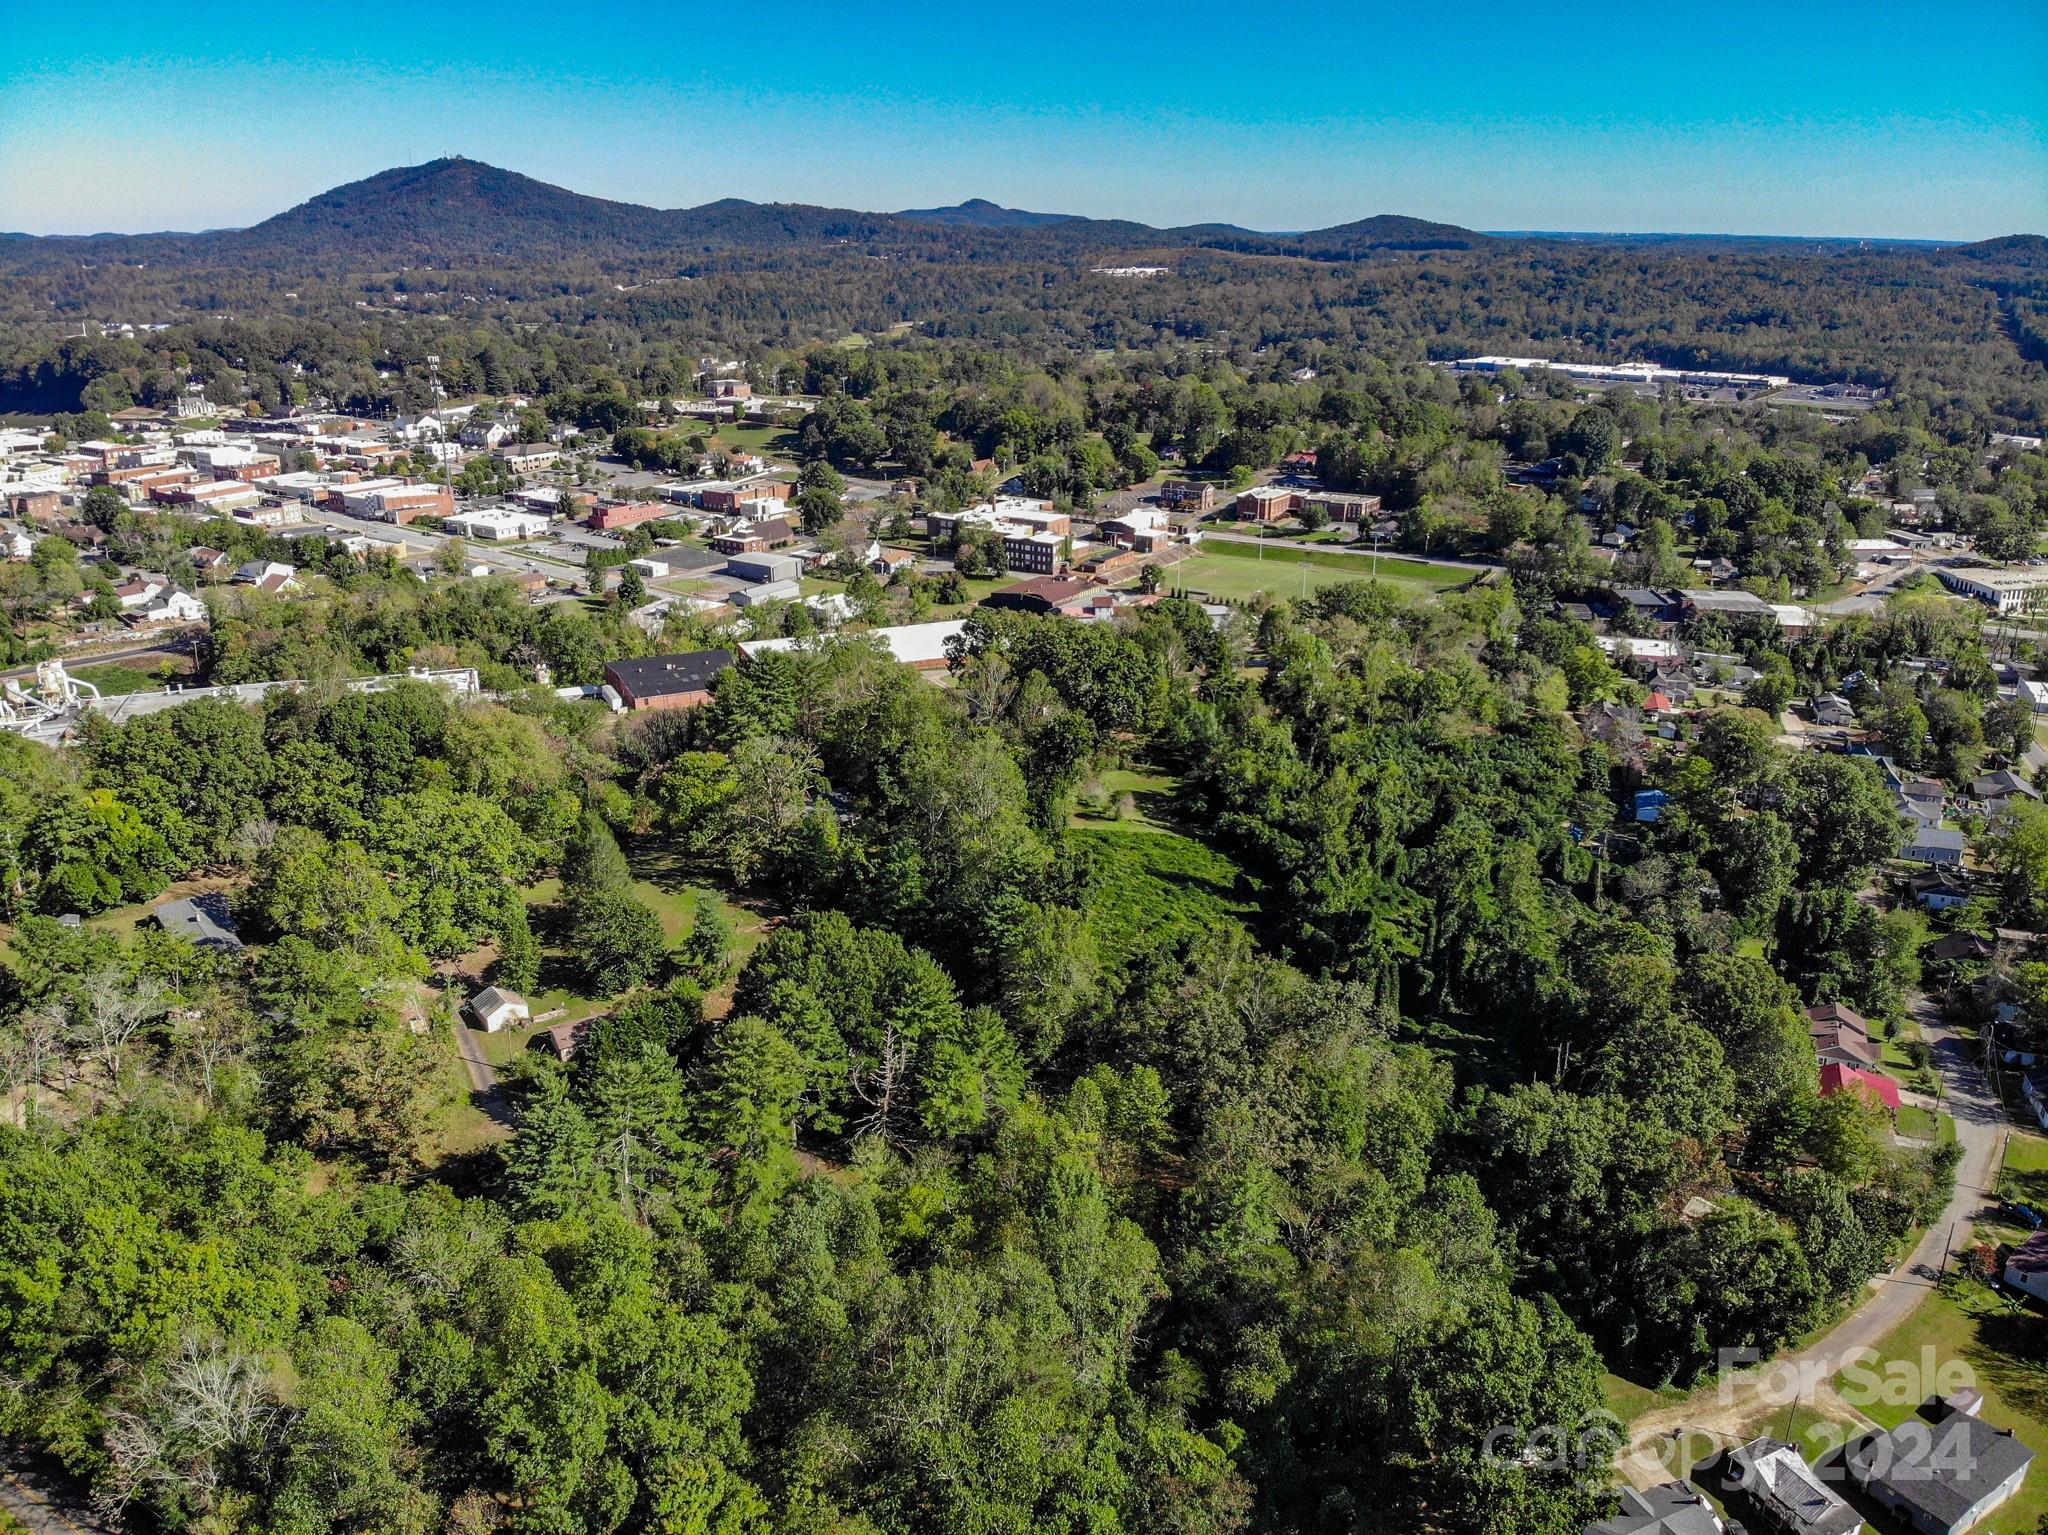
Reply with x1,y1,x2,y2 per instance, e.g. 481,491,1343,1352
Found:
0,1452,117,1535
1621,991,2006,1484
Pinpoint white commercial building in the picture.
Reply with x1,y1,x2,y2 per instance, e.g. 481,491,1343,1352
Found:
444,507,552,542
1938,566,2048,614
1451,356,1792,391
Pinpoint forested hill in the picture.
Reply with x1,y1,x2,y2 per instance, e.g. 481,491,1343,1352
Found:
0,157,1502,267
3,158,2045,428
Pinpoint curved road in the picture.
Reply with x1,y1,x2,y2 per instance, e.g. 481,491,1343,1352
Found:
1621,993,2006,1484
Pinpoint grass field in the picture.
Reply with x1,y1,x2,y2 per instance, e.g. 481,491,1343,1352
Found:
706,421,801,459
1169,545,1468,602
1073,813,1253,972
72,659,189,694
1896,1103,1939,1140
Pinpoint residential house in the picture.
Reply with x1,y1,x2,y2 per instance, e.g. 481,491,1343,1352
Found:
1812,694,1856,727
2021,679,2048,715
1844,1412,2032,1534
1585,1481,1724,1535
466,986,531,1034
153,893,243,952
602,650,736,711
538,1019,595,1062
2005,1231,2048,1302
108,576,165,611
1925,932,1996,965
186,545,235,577
1818,1062,1902,1113
234,560,298,594
1972,770,2040,814
870,546,919,576
1910,872,1973,912
1712,1436,1862,1535
1901,827,1967,867
1808,1005,1883,1070
131,588,206,625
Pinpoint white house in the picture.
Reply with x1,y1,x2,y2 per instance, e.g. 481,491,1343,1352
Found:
466,986,530,1034
133,589,206,624
2022,679,2048,715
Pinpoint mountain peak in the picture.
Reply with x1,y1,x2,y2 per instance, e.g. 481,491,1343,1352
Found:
895,198,1077,229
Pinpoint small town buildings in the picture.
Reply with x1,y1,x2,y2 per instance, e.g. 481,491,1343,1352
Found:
1002,531,1066,574
1585,1481,1724,1535
466,986,530,1033
153,893,243,952
2022,679,2048,714
1844,1412,2032,1534
1158,481,1216,512
588,499,669,531
602,650,736,711
870,546,919,575
1302,490,1383,523
1680,588,1774,622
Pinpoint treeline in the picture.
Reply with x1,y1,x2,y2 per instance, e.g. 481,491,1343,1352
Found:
4,229,2045,428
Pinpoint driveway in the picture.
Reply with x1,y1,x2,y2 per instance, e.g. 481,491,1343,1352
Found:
1620,992,2006,1484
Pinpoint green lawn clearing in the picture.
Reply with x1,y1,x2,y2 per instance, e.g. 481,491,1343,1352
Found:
1170,545,1467,603
1074,819,1253,973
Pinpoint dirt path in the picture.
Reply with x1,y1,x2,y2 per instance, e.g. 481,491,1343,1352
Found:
1618,994,2007,1486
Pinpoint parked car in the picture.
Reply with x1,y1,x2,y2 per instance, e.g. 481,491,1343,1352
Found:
2004,1201,2044,1229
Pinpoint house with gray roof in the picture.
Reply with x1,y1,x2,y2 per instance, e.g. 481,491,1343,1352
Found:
152,892,243,952
1585,1480,1724,1535
1844,1411,2032,1534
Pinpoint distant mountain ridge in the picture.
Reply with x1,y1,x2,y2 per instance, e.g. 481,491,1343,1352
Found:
3,157,1502,267
5,159,2031,271
894,199,1078,229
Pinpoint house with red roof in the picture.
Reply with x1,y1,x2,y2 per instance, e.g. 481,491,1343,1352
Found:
1818,1062,1901,1113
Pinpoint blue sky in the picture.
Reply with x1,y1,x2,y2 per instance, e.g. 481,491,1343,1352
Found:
2,0,2042,239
